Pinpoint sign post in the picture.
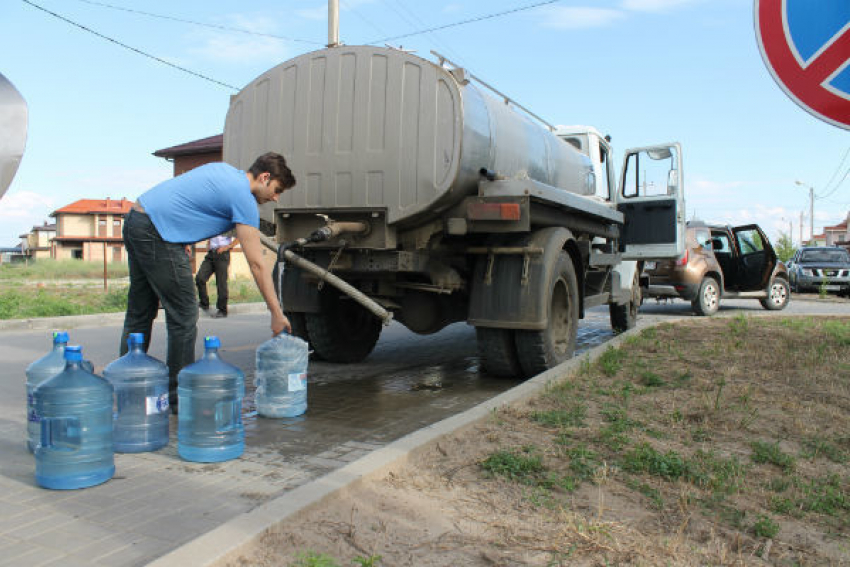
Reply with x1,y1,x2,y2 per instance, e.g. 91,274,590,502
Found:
755,0,850,130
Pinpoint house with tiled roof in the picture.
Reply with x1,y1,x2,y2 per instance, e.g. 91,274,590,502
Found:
18,221,56,260
824,212,849,247
50,198,133,262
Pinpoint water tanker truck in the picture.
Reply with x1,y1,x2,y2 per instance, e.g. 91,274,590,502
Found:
224,46,685,377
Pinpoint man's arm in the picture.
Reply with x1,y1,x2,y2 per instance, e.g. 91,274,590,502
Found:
234,224,290,335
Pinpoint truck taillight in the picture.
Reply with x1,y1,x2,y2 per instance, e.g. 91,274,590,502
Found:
467,202,521,221
675,250,689,267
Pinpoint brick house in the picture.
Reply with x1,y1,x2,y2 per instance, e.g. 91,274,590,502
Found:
152,134,265,278
50,198,133,262
18,221,56,260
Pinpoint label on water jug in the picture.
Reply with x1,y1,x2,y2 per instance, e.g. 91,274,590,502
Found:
145,393,170,414
288,373,307,392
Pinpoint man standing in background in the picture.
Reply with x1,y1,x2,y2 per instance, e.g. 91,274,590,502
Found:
196,233,237,318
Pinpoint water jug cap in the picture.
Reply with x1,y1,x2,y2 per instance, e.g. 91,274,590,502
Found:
64,345,83,362
53,331,69,344
128,333,145,347
205,336,221,349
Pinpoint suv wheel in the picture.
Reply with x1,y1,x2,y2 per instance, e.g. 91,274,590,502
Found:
692,277,720,316
761,278,790,311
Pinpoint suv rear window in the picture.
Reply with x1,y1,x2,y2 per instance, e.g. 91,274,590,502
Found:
800,249,850,263
694,229,711,248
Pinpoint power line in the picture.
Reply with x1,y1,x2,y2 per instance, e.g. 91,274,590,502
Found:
74,0,323,45
367,0,561,44
818,146,850,199
22,0,239,91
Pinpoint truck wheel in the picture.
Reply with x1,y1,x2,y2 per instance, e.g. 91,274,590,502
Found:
760,278,790,311
305,291,381,363
609,270,641,333
476,327,522,378
514,251,578,377
692,277,720,316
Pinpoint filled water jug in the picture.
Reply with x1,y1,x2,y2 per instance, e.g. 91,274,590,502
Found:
177,336,244,462
255,333,308,418
34,345,114,490
26,332,93,452
103,333,170,453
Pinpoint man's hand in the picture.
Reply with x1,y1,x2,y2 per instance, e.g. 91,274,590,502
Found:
184,245,192,256
272,312,292,336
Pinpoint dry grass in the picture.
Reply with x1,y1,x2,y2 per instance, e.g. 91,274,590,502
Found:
225,316,850,567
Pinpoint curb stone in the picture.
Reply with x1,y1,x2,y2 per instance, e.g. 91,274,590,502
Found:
149,315,685,567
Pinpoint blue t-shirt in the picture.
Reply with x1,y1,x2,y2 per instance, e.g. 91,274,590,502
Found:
138,163,259,243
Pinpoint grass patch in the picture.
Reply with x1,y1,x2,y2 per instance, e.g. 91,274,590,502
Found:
752,515,780,538
751,440,796,472
0,259,129,280
480,447,545,485
532,405,586,428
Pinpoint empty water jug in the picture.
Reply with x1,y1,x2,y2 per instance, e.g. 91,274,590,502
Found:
34,345,114,490
103,333,170,453
26,332,93,452
255,333,308,417
178,336,244,462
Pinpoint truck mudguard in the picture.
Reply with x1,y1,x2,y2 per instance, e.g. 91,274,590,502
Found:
468,227,581,330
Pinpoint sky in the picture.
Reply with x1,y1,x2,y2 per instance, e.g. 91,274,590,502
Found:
1,0,848,248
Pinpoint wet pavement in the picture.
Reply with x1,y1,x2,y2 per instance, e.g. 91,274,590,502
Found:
0,308,615,567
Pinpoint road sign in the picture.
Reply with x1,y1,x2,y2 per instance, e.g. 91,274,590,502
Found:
755,0,850,130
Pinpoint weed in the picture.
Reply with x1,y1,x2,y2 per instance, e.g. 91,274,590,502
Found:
765,477,792,493
770,496,795,515
532,405,587,428
729,314,749,336
691,428,711,443
639,370,665,388
597,346,626,376
802,439,848,464
640,327,657,340
713,377,727,412
625,478,664,508
799,474,849,517
481,447,545,484
675,371,692,385
621,443,689,481
352,556,382,567
752,515,780,538
822,320,850,346
688,450,747,494
751,440,796,472
291,551,341,567
565,445,599,481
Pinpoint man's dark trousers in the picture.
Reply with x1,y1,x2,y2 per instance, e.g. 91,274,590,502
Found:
195,249,230,314
120,209,198,404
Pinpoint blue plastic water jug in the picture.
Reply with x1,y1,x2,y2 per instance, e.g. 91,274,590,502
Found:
255,333,308,418
103,333,170,453
177,336,245,462
34,345,114,490
26,332,93,452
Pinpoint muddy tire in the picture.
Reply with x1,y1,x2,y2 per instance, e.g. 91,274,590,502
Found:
476,327,522,378
609,270,641,333
515,252,579,377
760,278,790,311
692,277,720,316
305,290,381,363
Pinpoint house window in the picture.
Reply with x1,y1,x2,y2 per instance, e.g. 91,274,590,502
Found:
72,249,83,260
112,246,121,263
113,219,121,237
98,218,107,237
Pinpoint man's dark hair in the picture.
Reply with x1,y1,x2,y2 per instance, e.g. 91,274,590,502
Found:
248,152,296,192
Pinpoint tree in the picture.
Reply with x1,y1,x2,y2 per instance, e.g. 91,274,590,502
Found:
774,231,796,262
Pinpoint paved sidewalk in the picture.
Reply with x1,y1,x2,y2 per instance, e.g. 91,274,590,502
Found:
0,309,617,567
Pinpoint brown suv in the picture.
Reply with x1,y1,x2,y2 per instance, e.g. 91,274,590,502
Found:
644,222,789,315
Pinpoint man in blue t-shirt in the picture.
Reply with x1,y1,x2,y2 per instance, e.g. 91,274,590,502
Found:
120,153,296,410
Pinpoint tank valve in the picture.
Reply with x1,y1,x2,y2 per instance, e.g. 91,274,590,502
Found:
479,168,503,182
278,221,369,260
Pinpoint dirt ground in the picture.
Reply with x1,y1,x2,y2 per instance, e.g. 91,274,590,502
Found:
225,317,850,567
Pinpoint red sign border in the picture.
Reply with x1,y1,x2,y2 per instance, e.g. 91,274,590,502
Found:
755,0,850,130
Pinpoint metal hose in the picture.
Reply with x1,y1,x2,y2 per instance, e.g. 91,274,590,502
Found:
259,233,393,326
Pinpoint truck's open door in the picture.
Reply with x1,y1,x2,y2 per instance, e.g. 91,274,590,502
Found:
616,143,685,260
0,72,28,200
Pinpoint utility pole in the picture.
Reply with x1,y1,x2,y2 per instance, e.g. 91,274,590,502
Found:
795,180,815,243
799,210,804,245
328,0,340,47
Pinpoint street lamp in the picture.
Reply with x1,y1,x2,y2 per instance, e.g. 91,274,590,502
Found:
795,180,814,244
